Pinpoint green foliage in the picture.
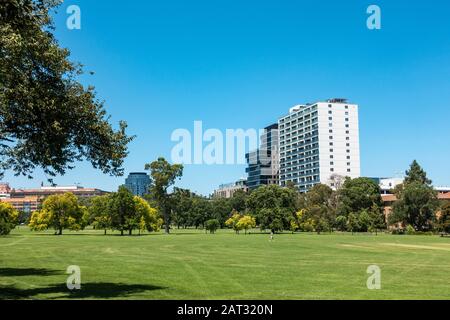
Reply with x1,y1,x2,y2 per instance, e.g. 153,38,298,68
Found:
406,225,415,235
0,0,133,180
205,219,220,234
145,157,183,233
335,215,347,232
29,192,84,235
246,184,297,232
404,160,432,186
88,195,111,234
389,161,437,231
0,202,18,235
338,177,383,216
390,181,437,231
346,213,360,234
108,186,136,236
437,203,450,233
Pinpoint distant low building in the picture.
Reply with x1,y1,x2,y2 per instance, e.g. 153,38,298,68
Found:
368,177,404,194
0,184,108,213
124,172,151,196
214,179,248,198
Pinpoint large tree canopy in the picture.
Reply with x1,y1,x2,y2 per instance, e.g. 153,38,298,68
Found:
0,0,133,179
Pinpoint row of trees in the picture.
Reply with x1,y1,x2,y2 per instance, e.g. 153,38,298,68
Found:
28,187,162,235
165,160,450,234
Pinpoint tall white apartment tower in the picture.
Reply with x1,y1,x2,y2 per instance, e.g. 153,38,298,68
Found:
278,98,360,192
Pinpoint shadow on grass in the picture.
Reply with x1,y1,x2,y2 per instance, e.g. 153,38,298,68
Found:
0,282,166,300
0,267,63,277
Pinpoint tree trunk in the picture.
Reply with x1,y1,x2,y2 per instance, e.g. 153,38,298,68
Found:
104,229,107,235
121,229,124,236
58,227,62,235
129,229,132,235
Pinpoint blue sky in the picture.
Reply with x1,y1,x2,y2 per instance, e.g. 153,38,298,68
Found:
3,0,450,194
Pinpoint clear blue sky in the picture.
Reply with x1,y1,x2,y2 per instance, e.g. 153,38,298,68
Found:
3,0,450,194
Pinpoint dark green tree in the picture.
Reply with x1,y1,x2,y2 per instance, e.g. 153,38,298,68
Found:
145,157,183,234
338,177,383,217
390,161,437,231
404,160,432,186
0,0,133,180
109,186,136,236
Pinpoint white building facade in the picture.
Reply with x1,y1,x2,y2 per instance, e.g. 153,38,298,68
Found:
278,98,360,192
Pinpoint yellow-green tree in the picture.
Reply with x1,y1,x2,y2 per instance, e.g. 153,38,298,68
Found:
225,210,242,234
0,202,19,235
134,196,162,234
236,215,256,234
29,193,84,235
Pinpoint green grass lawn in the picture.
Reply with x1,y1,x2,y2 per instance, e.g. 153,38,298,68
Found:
0,227,449,300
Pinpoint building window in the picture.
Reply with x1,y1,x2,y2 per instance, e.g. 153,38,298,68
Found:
329,129,333,133
329,142,333,146
346,143,350,146
345,118,349,121
347,162,351,166
346,149,350,153
328,117,332,121
345,105,348,109
328,110,332,114
346,130,349,134
329,136,333,139
347,168,351,172
330,155,334,159
330,168,334,172
345,124,349,128
330,148,334,152
330,161,334,165
347,156,351,159
346,137,350,140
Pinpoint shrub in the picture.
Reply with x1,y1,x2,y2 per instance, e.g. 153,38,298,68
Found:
205,219,220,234
406,225,415,235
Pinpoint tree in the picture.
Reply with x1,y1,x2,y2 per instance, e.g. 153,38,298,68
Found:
246,184,297,232
358,209,371,232
0,202,18,235
29,192,84,235
0,0,133,181
338,177,383,216
145,157,183,234
171,188,194,229
390,161,437,231
303,184,336,232
229,189,247,212
88,195,111,235
205,219,220,234
134,196,162,234
236,215,256,234
347,213,360,235
390,182,437,231
335,215,347,232
437,203,450,233
108,186,136,236
225,210,243,234
404,160,432,185
210,197,232,228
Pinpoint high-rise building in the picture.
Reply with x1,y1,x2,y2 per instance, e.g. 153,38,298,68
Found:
278,98,360,192
124,172,151,196
245,123,279,190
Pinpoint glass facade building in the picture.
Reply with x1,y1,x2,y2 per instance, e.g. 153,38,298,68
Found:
245,123,279,190
124,172,151,196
